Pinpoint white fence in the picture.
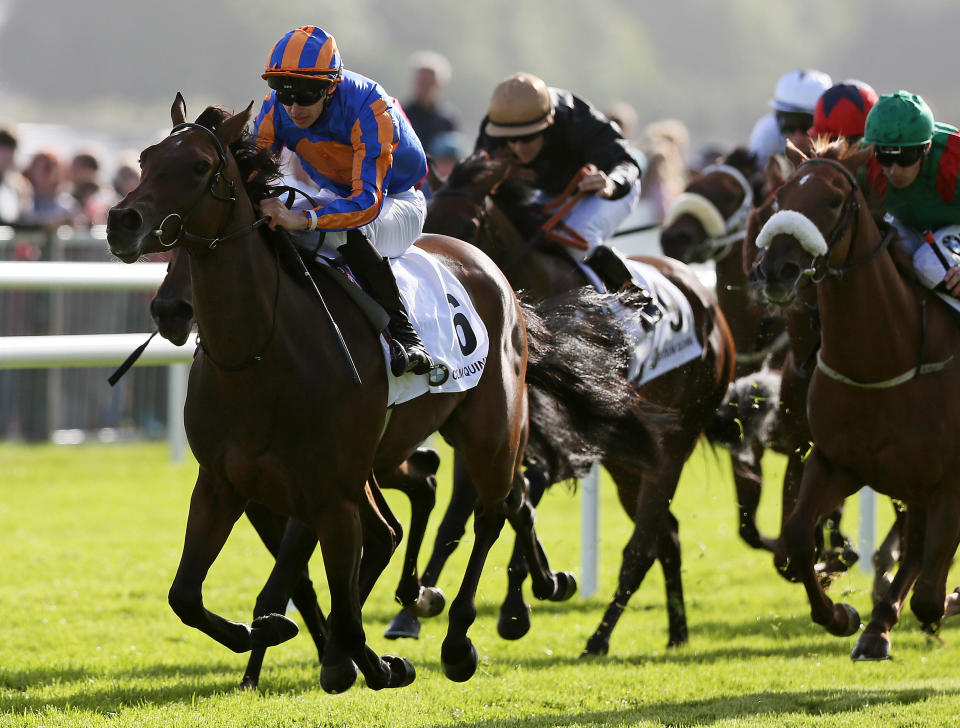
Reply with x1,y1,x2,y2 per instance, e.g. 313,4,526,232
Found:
0,260,193,461
0,258,874,596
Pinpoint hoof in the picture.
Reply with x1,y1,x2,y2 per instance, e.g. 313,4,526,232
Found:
441,640,479,682
549,571,578,602
384,610,421,640
497,602,531,641
945,590,960,619
666,630,689,649
412,587,446,618
384,655,416,688
320,660,358,694
580,635,609,657
238,675,258,691
826,603,861,637
851,632,891,661
251,613,299,648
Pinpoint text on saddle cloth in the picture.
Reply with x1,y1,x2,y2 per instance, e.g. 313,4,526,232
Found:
384,246,490,406
609,260,703,386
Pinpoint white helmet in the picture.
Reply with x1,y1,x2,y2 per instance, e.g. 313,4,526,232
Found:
770,69,833,114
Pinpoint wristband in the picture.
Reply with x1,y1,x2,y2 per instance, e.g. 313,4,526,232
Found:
305,210,318,231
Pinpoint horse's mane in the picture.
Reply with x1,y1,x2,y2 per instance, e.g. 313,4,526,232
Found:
809,137,852,161
194,106,282,203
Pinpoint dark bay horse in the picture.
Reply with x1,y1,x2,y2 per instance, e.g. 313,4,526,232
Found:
106,95,659,689
392,151,736,656
151,243,444,691
660,148,786,551
752,139,960,659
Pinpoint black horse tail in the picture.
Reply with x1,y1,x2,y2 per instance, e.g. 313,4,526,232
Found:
521,287,673,483
704,364,782,453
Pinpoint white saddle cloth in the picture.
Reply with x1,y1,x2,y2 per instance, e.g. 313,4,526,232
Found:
384,246,489,406
620,260,703,385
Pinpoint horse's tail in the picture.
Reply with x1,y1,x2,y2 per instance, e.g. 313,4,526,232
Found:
704,363,782,453
521,287,673,483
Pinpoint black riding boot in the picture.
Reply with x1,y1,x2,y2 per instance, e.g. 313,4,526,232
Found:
585,245,663,329
585,245,636,291
340,230,435,376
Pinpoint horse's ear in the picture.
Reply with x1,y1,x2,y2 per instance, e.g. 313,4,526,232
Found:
171,93,187,126
215,101,254,148
784,138,808,168
844,144,873,175
763,154,786,194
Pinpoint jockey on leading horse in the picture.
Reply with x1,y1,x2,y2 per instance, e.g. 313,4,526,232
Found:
253,25,435,376
860,90,960,299
473,72,643,293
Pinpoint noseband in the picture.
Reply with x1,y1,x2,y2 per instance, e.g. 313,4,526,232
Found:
151,122,266,251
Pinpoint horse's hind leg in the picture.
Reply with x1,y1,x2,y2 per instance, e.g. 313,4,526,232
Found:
658,508,688,648
167,470,299,653
732,442,775,551
497,465,549,640
386,454,475,640
872,501,906,605
241,517,321,690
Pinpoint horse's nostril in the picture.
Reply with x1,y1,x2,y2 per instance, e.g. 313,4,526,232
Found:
779,262,801,285
108,207,143,232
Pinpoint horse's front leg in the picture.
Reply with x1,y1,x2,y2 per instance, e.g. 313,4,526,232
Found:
776,448,861,636
731,442,775,551
316,497,414,693
167,469,299,653
775,451,810,581
910,488,960,631
851,506,924,660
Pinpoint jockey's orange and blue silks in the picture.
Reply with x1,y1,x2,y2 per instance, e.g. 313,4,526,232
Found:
254,69,428,231
262,26,343,81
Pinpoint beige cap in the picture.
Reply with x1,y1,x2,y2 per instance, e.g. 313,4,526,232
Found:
485,72,554,137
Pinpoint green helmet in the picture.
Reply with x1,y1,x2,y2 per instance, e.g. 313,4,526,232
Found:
862,91,934,147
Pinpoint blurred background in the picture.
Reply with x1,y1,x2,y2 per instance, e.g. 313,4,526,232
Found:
2,0,959,443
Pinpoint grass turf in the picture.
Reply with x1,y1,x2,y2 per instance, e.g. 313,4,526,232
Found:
0,440,957,727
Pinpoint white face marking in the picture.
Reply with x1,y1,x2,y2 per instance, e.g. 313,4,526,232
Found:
797,173,814,187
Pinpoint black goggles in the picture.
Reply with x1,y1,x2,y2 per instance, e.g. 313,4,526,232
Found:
271,83,331,107
503,131,543,144
874,145,927,168
776,111,813,135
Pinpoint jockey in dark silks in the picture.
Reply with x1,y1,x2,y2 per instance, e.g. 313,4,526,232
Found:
474,72,642,292
254,25,435,376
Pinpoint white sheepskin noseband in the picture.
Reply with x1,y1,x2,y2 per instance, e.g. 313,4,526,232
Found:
662,193,727,237
755,209,828,256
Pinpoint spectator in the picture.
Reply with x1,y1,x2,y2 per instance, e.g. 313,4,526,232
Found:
606,100,639,141
428,130,466,183
22,150,79,230
69,149,109,227
638,119,691,220
111,151,141,201
402,50,460,153
0,126,32,225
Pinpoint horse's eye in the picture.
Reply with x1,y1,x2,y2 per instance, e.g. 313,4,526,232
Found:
193,160,211,176
827,195,843,210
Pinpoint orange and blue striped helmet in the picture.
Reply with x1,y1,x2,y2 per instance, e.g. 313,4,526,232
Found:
262,26,343,82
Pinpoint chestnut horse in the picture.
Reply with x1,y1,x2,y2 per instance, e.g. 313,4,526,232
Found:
388,151,736,656
752,139,960,659
106,95,657,690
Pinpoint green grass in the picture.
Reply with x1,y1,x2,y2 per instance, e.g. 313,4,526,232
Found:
0,440,958,727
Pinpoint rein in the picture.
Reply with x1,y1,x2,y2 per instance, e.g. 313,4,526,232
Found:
152,122,270,252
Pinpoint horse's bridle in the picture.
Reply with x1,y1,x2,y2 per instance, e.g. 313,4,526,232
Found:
151,122,268,251
792,158,894,281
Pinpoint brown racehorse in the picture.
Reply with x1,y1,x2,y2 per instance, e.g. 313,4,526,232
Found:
660,148,786,551
752,139,960,659
393,151,736,656
106,95,657,690
151,242,446,690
